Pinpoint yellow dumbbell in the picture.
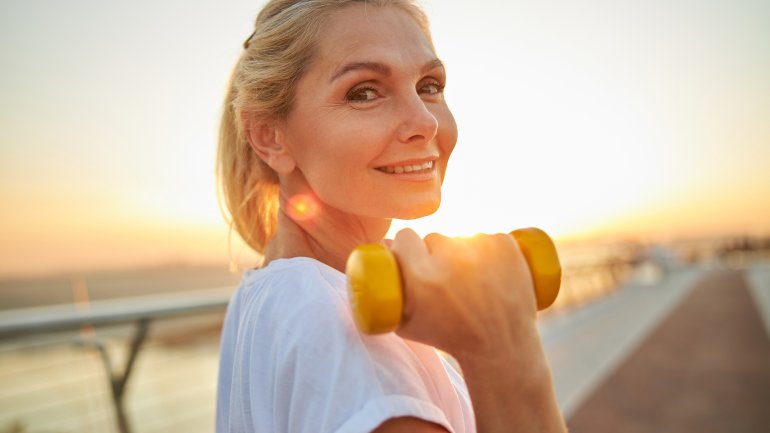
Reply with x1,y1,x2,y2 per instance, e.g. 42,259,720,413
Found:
346,227,562,334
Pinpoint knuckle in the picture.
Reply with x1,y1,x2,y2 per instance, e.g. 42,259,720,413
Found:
424,232,448,250
393,228,416,243
450,244,479,270
491,232,513,244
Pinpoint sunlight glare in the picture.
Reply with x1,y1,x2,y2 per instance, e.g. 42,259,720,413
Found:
287,194,320,222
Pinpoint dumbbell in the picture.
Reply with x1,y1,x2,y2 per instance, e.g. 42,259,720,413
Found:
346,227,562,334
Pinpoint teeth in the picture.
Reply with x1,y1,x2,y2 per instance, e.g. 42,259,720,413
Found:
379,161,434,174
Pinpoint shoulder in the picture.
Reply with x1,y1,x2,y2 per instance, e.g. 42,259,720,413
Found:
226,257,354,354
228,257,436,385
237,257,348,325
219,258,462,433
247,257,345,299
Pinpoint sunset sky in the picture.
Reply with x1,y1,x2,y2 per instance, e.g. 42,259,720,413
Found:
1,0,769,277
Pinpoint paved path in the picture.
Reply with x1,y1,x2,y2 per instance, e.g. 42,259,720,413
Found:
539,265,706,417
565,267,770,432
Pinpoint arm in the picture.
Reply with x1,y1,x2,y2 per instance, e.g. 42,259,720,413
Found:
457,340,564,432
389,229,567,433
373,417,449,432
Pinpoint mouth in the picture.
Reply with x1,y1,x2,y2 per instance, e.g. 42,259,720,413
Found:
375,160,434,174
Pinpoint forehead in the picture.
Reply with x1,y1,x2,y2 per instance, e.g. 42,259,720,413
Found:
313,4,436,76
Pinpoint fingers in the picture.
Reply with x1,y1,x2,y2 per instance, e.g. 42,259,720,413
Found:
392,231,514,267
391,230,457,273
389,229,431,325
385,229,540,356
487,233,523,264
390,228,430,265
424,232,453,255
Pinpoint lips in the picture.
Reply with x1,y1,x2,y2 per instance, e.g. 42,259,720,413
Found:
376,160,434,174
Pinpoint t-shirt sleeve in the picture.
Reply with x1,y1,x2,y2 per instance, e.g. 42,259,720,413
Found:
233,265,455,433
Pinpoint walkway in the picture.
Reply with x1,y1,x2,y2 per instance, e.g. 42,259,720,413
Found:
543,264,770,432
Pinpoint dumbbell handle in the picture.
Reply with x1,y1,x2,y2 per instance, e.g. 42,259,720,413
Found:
346,227,562,334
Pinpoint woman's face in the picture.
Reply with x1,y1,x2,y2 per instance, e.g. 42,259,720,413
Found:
279,4,457,220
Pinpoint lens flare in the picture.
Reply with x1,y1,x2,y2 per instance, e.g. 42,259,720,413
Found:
287,194,320,221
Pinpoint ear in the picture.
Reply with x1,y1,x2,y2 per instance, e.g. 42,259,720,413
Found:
243,115,296,174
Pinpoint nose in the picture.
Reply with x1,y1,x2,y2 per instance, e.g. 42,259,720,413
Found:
395,93,439,144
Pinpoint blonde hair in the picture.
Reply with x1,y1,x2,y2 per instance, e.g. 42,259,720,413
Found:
217,0,432,254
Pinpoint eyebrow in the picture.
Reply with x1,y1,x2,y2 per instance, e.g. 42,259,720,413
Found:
330,58,444,83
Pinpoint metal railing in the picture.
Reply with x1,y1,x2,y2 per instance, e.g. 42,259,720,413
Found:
0,288,232,433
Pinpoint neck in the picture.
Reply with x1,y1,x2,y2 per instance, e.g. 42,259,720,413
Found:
263,193,391,273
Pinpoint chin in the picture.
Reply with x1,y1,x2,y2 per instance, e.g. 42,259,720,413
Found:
390,196,441,220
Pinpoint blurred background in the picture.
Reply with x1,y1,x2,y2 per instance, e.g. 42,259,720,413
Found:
1,0,769,432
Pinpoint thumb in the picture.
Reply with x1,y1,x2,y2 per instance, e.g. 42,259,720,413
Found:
389,228,433,324
389,228,430,271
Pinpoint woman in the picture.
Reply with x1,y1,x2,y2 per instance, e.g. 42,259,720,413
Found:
216,1,566,432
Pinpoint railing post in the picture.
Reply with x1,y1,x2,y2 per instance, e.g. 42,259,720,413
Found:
92,318,151,433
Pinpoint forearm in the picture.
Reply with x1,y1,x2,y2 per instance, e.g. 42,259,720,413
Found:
456,339,566,433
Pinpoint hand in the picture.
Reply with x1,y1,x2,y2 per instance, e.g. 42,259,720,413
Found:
389,228,541,364
389,228,566,432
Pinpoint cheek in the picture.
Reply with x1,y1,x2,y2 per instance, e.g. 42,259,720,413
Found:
437,108,458,164
297,117,387,192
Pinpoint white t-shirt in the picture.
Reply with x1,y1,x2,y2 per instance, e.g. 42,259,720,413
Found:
216,257,475,433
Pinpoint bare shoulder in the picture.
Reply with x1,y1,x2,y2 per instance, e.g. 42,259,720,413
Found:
372,417,450,433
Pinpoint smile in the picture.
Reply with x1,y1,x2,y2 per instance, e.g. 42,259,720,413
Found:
376,161,434,174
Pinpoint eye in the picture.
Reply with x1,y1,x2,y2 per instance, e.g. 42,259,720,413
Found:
419,79,445,96
346,86,380,103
